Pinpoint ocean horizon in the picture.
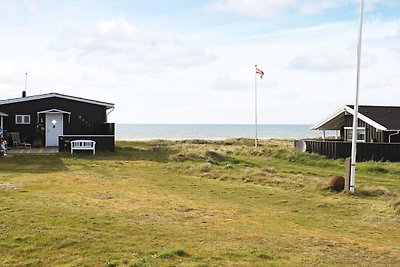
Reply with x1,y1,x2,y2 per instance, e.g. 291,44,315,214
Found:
115,123,324,141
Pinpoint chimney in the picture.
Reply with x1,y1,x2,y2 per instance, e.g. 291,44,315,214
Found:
22,91,26,98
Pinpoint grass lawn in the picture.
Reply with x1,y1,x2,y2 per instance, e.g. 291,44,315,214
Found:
0,139,399,266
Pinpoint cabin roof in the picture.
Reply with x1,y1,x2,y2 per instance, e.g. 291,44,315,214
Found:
0,92,114,109
348,105,400,131
311,105,400,131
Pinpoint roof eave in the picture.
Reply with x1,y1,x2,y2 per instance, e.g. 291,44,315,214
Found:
345,106,387,131
311,105,388,131
311,105,348,130
0,93,115,108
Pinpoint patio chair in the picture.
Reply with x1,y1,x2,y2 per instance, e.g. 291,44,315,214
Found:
10,132,31,149
0,140,7,155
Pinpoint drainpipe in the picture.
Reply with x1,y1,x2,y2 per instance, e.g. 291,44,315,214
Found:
389,131,400,143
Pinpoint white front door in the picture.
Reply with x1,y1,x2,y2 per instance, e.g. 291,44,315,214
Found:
45,113,63,147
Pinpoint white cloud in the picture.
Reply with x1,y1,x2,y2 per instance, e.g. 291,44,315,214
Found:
299,1,344,15
362,0,397,12
209,0,397,18
50,18,216,74
0,0,42,14
289,47,376,72
210,0,295,19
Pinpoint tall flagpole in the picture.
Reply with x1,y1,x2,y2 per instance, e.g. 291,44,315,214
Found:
350,0,365,194
255,65,258,148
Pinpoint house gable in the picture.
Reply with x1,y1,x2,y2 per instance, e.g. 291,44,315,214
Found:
311,105,387,131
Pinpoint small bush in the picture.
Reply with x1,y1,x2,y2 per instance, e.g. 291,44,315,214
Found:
326,176,345,192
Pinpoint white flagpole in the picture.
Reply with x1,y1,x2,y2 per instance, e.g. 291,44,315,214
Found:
350,0,365,194
255,65,258,148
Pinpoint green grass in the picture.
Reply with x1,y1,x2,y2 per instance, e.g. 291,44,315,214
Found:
0,139,399,266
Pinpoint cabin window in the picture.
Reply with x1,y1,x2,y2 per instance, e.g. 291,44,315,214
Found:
344,127,366,142
15,115,30,125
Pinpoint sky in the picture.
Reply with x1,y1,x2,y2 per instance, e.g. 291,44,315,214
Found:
0,0,400,124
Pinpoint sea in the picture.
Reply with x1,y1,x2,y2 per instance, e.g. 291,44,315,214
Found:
116,124,324,140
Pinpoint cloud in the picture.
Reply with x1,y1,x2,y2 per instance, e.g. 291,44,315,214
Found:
363,78,394,90
299,1,344,15
0,0,42,13
209,0,397,18
289,47,355,72
49,18,216,74
211,72,279,91
209,0,295,19
289,47,377,72
362,0,398,12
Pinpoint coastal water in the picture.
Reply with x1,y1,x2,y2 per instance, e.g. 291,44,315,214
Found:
116,124,323,140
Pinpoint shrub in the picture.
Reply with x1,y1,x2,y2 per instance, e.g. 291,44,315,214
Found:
326,176,345,192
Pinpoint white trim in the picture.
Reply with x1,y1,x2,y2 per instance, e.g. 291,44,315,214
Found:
311,105,387,131
38,109,71,123
344,106,387,131
61,135,114,137
15,115,30,125
344,126,366,142
0,93,114,108
0,112,8,117
311,105,348,130
37,109,71,115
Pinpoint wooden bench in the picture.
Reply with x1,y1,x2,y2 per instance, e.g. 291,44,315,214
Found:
70,140,96,155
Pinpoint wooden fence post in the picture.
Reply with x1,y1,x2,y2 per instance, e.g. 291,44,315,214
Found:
344,157,351,191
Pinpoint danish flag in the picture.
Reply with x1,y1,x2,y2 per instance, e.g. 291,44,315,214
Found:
256,68,264,78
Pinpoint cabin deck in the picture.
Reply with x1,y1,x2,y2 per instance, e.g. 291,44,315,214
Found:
7,147,59,154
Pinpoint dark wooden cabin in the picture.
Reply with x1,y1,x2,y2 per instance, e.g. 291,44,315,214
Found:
0,92,115,151
298,105,400,161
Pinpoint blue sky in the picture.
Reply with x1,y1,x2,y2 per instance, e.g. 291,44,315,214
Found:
0,0,400,124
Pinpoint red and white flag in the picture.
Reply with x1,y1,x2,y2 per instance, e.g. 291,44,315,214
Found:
256,68,264,78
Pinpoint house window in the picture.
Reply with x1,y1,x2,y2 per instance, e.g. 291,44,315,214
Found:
344,127,366,142
15,115,30,124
